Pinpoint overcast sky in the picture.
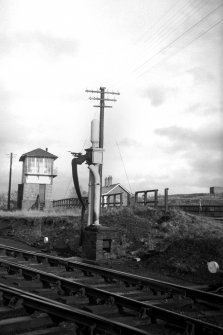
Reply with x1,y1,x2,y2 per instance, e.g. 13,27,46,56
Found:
0,0,222,199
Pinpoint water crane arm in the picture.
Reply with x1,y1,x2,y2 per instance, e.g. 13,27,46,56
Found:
71,153,88,223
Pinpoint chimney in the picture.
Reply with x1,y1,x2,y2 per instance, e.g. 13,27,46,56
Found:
108,175,112,187
45,148,48,152
105,177,108,187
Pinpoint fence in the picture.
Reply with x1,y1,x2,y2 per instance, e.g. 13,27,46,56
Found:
53,190,157,209
135,189,158,207
166,205,223,218
52,197,88,209
101,193,132,208
52,193,223,218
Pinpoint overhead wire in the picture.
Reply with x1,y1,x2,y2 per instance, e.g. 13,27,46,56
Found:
135,13,223,79
134,0,193,45
108,0,206,90
108,1,222,89
133,0,206,59
132,2,223,77
116,141,132,194
131,0,210,75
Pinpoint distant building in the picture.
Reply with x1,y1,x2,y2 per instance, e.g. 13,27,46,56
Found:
101,176,131,207
210,187,223,195
17,148,57,210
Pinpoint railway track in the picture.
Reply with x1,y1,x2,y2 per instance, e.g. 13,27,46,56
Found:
0,243,222,334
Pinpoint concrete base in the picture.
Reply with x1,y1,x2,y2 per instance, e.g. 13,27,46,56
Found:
82,225,118,261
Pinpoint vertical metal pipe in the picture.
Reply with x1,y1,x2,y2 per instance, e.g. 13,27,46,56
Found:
87,170,94,226
88,164,100,225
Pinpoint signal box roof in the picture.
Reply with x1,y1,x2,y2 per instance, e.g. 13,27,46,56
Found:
19,148,58,161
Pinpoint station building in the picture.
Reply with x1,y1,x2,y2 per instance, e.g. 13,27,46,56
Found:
101,176,131,207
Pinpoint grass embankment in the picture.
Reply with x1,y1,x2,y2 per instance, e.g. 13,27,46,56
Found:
101,207,223,283
0,208,81,217
1,204,223,283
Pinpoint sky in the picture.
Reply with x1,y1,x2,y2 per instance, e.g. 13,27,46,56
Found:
0,0,222,199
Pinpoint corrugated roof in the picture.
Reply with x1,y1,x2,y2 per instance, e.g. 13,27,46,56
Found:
19,148,58,161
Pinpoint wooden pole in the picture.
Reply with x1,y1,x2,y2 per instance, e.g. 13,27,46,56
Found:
7,153,13,211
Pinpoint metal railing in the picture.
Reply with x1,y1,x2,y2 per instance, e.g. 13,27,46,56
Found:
52,197,88,208
53,190,161,209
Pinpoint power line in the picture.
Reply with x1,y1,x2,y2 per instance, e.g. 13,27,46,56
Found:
109,2,222,89
135,17,222,80
132,2,223,76
108,0,206,89
133,0,206,58
116,141,132,194
134,0,191,45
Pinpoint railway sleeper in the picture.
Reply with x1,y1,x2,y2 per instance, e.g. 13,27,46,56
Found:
21,325,76,335
0,313,55,335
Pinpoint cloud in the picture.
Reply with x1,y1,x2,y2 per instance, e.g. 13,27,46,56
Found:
154,124,223,189
0,85,13,103
155,125,223,152
187,67,215,84
189,154,223,176
118,138,142,148
185,103,222,116
0,32,79,57
142,86,166,106
141,86,177,107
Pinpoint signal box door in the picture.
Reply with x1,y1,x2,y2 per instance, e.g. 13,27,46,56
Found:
39,184,46,203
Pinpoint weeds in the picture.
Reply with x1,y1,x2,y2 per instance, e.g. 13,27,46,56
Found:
0,208,81,217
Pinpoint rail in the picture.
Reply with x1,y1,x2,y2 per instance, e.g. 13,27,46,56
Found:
1,256,223,334
0,283,148,335
0,244,222,306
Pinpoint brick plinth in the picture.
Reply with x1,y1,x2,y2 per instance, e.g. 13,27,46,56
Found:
82,225,118,261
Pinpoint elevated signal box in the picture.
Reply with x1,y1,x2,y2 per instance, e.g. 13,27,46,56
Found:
17,148,57,210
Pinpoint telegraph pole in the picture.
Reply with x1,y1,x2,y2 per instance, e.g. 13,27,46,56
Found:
86,87,120,208
7,153,13,211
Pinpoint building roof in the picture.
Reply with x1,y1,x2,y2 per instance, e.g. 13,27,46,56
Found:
102,183,131,195
19,148,58,161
